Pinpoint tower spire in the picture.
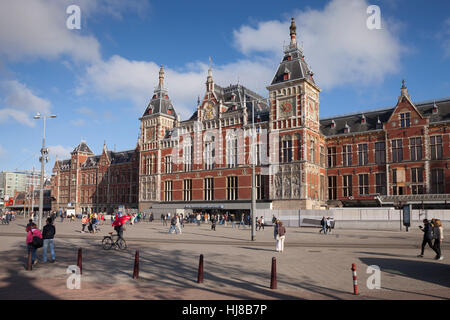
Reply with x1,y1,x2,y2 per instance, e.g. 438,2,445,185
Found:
289,17,297,47
206,57,214,92
158,65,165,89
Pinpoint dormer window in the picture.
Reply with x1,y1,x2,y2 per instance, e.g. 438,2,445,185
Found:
283,73,290,81
432,103,438,114
344,123,350,133
287,55,292,61
331,120,336,128
168,109,173,115
376,116,382,129
148,108,153,114
361,114,366,124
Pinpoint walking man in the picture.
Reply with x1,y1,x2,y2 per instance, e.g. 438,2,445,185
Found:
42,217,56,263
418,219,433,257
239,213,245,228
319,216,327,234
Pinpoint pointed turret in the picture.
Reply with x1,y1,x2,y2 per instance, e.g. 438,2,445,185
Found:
141,65,176,118
206,57,214,92
289,17,297,48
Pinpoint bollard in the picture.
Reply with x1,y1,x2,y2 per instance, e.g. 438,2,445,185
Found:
197,254,204,283
77,248,82,275
270,257,277,289
26,247,33,271
133,250,139,279
351,263,359,295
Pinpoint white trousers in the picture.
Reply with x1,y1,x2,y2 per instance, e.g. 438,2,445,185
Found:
276,236,285,252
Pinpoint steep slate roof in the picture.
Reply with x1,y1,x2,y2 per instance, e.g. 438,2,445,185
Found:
81,155,100,168
142,94,176,118
108,150,135,164
270,47,315,86
320,98,450,137
184,83,269,122
58,159,71,171
72,141,93,154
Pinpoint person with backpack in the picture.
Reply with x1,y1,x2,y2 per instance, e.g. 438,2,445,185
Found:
26,223,43,265
275,221,286,253
418,219,434,257
42,217,56,263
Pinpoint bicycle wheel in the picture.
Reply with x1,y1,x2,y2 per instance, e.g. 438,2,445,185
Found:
117,238,127,250
102,237,113,250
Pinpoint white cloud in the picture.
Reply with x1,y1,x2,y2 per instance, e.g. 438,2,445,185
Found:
233,0,404,89
48,145,72,160
0,80,51,126
79,55,276,120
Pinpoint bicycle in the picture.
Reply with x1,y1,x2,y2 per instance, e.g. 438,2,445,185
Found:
102,232,127,250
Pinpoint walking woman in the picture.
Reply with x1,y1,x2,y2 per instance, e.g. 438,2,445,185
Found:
275,221,286,253
432,219,444,260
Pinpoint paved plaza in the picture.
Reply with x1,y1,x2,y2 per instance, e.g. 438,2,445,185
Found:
0,216,449,300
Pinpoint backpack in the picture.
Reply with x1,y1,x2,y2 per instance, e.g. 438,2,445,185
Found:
30,230,43,248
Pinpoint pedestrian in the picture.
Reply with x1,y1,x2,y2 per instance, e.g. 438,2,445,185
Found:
259,216,265,231
239,213,245,228
26,223,43,265
319,216,327,234
196,213,201,226
257,216,261,231
168,214,178,234
272,214,277,225
42,217,56,263
326,217,332,234
418,219,433,257
150,212,154,222
175,214,182,234
81,215,88,233
432,219,444,260
230,214,236,228
25,219,34,232
275,221,286,253
211,215,216,231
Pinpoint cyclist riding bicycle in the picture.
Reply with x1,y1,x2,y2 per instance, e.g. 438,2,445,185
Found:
114,223,124,239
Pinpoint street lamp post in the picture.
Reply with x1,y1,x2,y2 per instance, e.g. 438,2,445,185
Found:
251,100,257,241
34,113,56,229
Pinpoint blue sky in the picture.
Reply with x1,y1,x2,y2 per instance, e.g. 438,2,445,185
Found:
0,0,449,174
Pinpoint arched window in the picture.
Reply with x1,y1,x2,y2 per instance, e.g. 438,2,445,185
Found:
226,130,238,168
294,133,302,161
183,136,193,172
204,134,215,170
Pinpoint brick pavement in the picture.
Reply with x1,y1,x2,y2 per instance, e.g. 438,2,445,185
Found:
0,216,448,300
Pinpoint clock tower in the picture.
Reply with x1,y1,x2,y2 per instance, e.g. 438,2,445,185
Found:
267,17,325,210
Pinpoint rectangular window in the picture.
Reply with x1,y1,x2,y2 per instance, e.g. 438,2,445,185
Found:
204,177,214,201
375,172,387,195
184,145,193,171
375,142,386,164
227,176,238,200
410,137,422,161
359,174,369,195
343,145,352,166
164,180,173,201
430,136,443,160
164,156,172,174
320,146,325,167
256,174,265,200
392,139,403,163
400,112,410,128
411,168,424,194
328,176,337,200
343,175,353,197
327,147,336,167
358,143,368,165
280,138,293,163
431,169,444,194
183,179,192,201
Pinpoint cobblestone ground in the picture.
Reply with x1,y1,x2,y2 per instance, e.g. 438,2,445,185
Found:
0,216,449,300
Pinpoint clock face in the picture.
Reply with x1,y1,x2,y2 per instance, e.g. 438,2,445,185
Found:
279,98,295,118
204,103,215,120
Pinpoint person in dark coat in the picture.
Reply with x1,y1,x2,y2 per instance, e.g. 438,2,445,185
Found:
42,218,56,263
418,219,433,257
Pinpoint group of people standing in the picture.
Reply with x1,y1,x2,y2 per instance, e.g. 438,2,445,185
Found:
418,218,444,260
81,213,104,234
168,213,183,234
1,211,14,224
25,217,56,265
